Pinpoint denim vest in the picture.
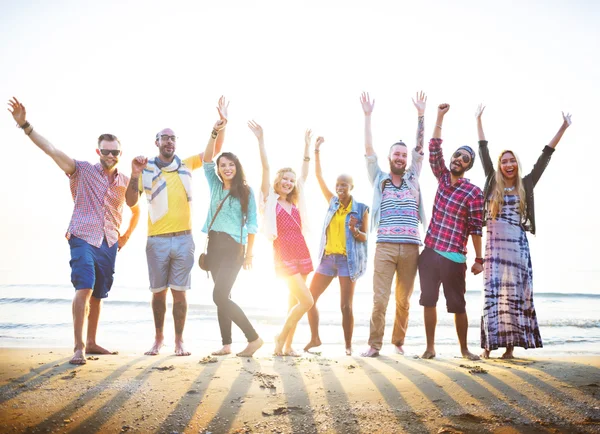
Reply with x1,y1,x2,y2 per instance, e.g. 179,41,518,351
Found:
317,197,369,282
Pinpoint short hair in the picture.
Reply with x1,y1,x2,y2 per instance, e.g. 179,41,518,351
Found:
97,133,121,147
389,140,407,155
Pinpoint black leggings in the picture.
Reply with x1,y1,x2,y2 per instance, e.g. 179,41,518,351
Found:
207,231,258,345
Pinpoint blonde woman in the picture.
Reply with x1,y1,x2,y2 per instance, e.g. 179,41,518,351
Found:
477,105,572,359
249,121,313,356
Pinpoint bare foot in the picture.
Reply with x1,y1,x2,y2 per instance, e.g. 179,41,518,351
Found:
394,345,405,355
360,347,380,358
70,348,87,365
345,347,352,356
211,345,231,356
462,350,481,361
273,334,285,356
501,346,515,359
237,337,264,357
175,340,191,356
145,339,164,356
283,348,301,357
481,349,491,359
303,337,322,352
421,349,436,359
86,343,118,355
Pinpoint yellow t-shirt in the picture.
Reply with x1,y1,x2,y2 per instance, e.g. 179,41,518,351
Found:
139,155,202,236
324,199,352,255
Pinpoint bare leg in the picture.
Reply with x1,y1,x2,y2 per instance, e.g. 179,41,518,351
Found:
501,344,515,359
172,289,190,356
86,296,117,354
422,306,437,359
71,289,92,365
455,312,480,360
339,277,356,356
304,273,333,352
283,292,299,355
145,289,167,355
275,274,313,356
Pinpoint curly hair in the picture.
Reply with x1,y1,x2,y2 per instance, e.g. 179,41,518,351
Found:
216,152,250,215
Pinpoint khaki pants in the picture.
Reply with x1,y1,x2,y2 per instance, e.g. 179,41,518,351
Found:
368,243,419,350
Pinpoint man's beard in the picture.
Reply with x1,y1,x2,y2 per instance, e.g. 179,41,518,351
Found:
100,159,117,170
389,160,405,176
450,165,465,177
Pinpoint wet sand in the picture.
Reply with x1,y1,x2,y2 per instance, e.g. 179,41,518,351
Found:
1,348,599,433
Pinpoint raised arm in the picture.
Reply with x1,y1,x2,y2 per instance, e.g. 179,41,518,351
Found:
433,103,449,140
412,91,427,154
8,97,76,175
203,119,227,163
313,136,334,202
248,120,270,199
547,112,572,149
126,156,148,207
300,129,311,183
360,92,376,156
475,104,494,177
213,96,229,156
118,204,141,251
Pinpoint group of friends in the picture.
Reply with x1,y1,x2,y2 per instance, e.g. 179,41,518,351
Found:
7,93,572,365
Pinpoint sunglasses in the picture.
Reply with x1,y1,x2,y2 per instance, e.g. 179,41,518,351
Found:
99,149,121,157
453,151,471,164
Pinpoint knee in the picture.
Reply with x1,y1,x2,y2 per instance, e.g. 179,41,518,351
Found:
213,291,227,307
340,304,353,317
301,295,314,312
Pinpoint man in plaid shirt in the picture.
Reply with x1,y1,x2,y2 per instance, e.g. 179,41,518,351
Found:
8,97,140,365
419,103,484,361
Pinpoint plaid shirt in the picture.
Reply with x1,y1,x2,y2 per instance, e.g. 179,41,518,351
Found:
66,161,129,248
424,138,483,254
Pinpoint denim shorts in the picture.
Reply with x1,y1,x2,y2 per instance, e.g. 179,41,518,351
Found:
146,233,195,292
69,236,118,299
315,254,350,278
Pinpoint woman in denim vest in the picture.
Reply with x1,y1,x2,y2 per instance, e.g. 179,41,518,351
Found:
304,136,369,356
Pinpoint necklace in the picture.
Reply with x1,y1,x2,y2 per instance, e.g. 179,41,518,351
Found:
504,186,515,192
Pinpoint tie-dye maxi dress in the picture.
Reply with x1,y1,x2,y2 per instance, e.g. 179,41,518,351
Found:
481,194,543,350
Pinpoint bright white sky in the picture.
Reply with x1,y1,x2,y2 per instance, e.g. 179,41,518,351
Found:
1,0,598,297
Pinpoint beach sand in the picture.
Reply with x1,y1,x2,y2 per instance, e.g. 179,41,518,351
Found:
1,348,599,433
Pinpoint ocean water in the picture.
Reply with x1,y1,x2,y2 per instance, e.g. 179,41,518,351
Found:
0,281,598,356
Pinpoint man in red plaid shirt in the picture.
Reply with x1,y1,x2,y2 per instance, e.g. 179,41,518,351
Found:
419,103,484,361
8,97,140,365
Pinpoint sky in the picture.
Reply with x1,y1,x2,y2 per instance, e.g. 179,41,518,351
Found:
1,0,598,297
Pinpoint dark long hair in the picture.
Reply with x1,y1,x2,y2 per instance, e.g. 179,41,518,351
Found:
216,152,250,214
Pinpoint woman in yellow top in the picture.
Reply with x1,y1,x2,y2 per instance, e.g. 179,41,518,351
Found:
304,137,369,355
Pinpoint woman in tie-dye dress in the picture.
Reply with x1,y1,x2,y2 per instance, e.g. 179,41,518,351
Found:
476,104,572,358
248,121,314,356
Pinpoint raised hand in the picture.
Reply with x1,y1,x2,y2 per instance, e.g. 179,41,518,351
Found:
214,118,227,131
305,129,312,147
315,136,325,151
438,103,450,116
360,92,375,115
247,120,264,140
475,104,486,119
562,111,572,127
412,91,427,115
217,96,229,121
7,97,26,126
348,215,359,232
131,156,148,176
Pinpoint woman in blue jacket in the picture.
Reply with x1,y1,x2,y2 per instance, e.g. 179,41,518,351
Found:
304,136,369,356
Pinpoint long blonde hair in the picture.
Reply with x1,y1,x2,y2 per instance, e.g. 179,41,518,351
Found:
273,167,299,205
489,150,526,220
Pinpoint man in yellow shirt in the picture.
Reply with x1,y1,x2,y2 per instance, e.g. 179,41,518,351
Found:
126,97,228,356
